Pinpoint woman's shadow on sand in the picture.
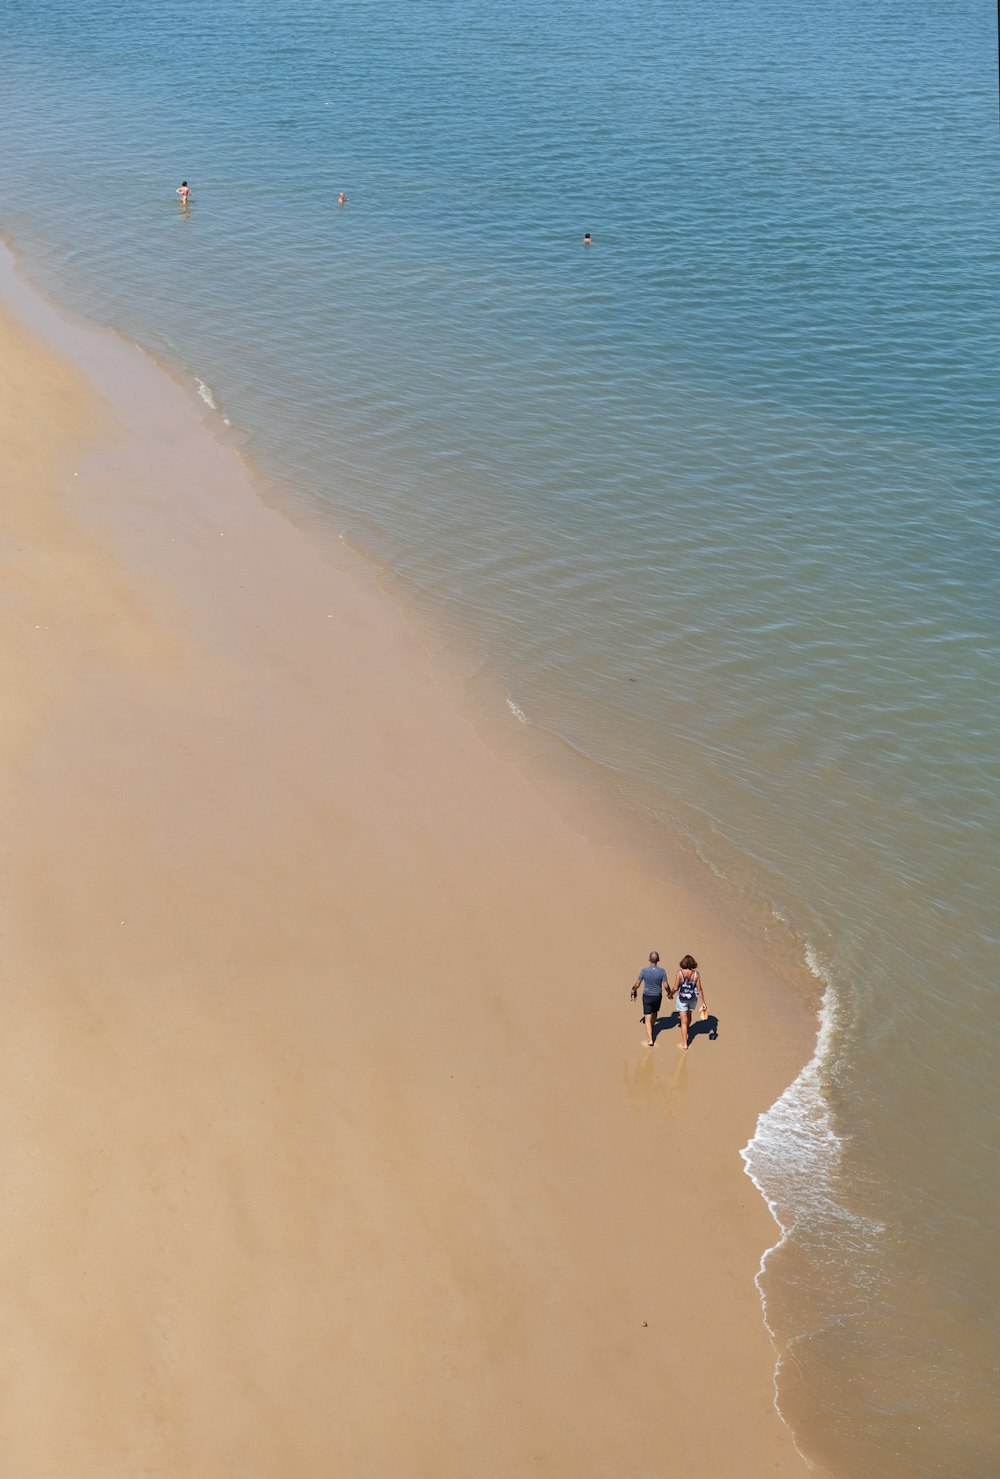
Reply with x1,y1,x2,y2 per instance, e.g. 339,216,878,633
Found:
651,1010,719,1048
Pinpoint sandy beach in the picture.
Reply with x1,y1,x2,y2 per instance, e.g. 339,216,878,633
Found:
0,246,815,1476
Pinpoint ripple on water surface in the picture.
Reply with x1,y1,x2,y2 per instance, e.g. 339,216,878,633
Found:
3,1,1000,1472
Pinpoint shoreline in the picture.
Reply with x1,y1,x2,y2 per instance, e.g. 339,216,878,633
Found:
0,242,816,1475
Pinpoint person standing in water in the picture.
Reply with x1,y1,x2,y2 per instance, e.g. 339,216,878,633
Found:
671,954,708,1050
631,950,667,1047
176,180,191,205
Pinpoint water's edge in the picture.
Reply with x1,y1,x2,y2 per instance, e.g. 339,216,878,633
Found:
2,231,822,1465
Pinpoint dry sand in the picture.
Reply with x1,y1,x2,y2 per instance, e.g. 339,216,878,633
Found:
0,246,814,1477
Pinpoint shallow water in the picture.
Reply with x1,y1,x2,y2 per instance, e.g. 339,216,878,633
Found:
4,1,1000,1472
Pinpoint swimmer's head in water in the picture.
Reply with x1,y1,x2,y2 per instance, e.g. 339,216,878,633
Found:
583,232,592,243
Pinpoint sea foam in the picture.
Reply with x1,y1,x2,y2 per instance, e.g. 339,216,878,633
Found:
195,376,217,410
740,942,884,1449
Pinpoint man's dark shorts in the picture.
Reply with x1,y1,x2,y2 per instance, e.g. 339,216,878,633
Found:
642,992,662,1016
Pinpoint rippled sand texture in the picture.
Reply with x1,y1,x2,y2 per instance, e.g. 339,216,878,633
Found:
3,2,999,1472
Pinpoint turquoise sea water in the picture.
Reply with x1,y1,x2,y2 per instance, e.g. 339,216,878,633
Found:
3,2,999,1472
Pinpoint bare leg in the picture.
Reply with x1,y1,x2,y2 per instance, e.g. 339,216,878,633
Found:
644,1011,655,1046
679,1009,691,1049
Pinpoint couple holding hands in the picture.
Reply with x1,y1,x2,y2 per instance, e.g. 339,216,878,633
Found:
631,951,708,1050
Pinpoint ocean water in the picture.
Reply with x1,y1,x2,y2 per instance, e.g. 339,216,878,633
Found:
3,1,999,1472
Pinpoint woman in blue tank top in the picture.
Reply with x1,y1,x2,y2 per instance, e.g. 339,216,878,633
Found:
671,954,707,1050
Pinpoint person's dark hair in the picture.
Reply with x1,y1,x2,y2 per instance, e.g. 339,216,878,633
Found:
181,180,188,187
649,951,659,964
679,954,697,969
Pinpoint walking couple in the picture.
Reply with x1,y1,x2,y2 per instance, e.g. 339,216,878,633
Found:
631,951,707,1049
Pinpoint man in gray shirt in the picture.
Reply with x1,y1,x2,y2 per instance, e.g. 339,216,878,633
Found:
631,950,667,1047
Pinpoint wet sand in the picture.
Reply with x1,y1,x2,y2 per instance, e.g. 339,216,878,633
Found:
0,245,814,1477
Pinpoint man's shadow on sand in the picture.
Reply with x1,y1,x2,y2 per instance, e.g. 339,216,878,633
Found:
650,1011,719,1048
